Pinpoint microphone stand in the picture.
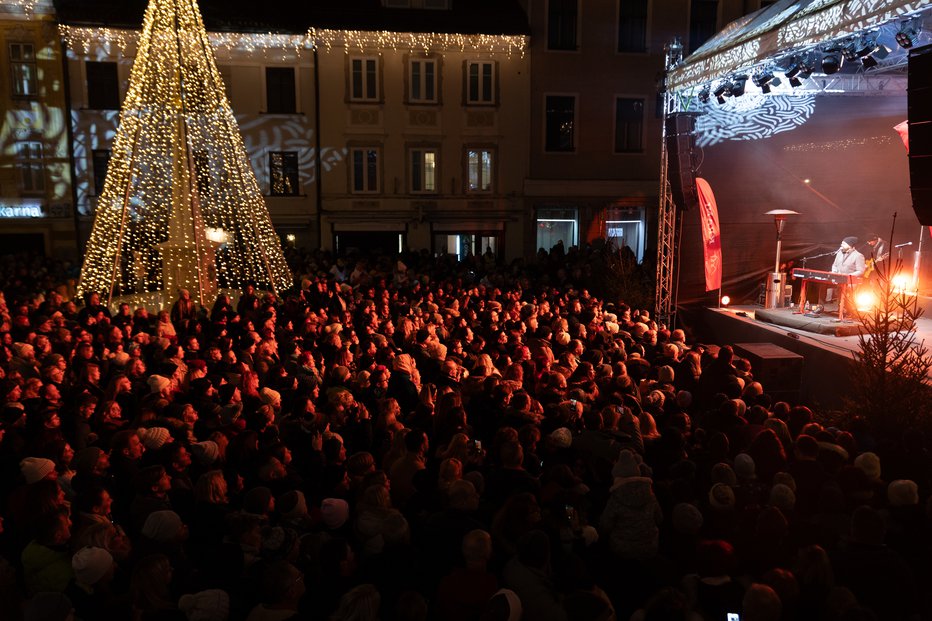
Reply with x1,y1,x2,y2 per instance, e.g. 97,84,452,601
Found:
801,249,838,262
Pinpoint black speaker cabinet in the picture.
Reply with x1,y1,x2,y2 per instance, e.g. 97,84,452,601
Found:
665,112,700,211
733,342,803,400
908,44,932,224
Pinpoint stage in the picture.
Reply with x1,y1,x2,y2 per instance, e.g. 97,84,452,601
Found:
687,302,932,410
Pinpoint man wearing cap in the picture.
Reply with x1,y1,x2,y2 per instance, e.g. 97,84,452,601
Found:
831,236,866,277
829,236,866,313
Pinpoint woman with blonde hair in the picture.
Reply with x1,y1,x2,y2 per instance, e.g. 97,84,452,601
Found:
191,470,231,550
437,457,464,496
355,484,403,555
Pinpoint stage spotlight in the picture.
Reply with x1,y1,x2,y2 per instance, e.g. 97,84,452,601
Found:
842,38,859,61
713,80,733,104
892,273,911,292
753,68,775,93
731,75,748,96
785,57,802,79
855,290,878,312
821,50,842,74
801,50,821,76
896,15,923,48
697,85,710,103
721,295,731,306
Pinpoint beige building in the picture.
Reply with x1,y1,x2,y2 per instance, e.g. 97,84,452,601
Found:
0,0,75,257
58,0,532,262
54,0,765,263
521,0,767,260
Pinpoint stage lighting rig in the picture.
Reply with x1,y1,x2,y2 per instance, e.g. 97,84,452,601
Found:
896,15,923,48
731,74,748,97
752,68,780,94
697,84,710,103
821,48,843,74
713,80,733,104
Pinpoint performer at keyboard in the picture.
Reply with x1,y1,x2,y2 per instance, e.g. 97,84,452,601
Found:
831,236,866,277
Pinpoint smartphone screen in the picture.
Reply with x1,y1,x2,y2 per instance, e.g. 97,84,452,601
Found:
727,614,741,621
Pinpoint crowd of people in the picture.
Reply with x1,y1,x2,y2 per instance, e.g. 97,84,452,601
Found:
0,244,929,621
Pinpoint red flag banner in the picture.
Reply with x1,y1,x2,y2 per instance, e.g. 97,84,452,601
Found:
696,177,722,292
894,120,909,153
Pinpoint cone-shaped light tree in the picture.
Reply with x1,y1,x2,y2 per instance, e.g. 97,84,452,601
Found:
78,0,292,308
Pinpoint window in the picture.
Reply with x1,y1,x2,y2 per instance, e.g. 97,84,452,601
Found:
614,97,644,153
92,150,112,196
536,208,578,251
86,61,120,109
351,148,380,193
10,43,37,98
16,141,44,193
217,65,234,105
548,0,578,50
269,152,299,196
466,149,493,193
545,96,576,152
606,208,646,261
193,150,211,195
618,0,649,53
266,67,296,114
434,234,499,261
350,58,379,102
689,0,719,53
382,0,450,7
410,148,438,193
466,61,495,105
409,58,438,103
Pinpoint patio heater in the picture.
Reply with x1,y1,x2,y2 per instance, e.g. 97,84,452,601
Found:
764,209,799,309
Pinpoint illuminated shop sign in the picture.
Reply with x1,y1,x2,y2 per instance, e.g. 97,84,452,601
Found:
0,202,69,219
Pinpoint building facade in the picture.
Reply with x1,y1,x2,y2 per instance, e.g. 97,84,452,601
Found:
56,0,532,262
43,0,763,263
521,0,764,261
0,0,75,257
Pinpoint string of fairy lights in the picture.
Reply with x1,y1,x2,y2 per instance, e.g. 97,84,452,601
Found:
59,25,529,60
77,0,293,306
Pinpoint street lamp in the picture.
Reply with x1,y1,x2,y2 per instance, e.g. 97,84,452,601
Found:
764,209,799,309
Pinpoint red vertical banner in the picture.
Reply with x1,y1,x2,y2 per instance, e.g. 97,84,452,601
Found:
894,120,909,153
696,177,722,292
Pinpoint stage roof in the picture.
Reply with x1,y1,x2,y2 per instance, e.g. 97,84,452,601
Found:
668,0,931,94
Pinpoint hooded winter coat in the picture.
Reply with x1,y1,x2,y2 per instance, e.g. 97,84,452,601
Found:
599,476,663,560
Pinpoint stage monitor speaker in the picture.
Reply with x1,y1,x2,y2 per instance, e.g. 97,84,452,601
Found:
665,112,700,211
733,342,803,399
908,44,932,225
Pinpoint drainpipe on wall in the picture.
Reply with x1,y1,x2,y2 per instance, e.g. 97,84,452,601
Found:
60,38,82,256
313,47,323,249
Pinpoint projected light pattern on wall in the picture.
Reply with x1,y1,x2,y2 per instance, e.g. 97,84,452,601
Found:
693,94,817,147
73,109,350,216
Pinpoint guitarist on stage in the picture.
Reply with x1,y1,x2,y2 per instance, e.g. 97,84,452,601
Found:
863,235,888,280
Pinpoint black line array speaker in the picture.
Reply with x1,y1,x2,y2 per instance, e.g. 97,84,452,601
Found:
665,112,700,211
908,44,932,225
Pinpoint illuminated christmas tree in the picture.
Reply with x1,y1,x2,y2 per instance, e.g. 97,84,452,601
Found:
77,0,292,308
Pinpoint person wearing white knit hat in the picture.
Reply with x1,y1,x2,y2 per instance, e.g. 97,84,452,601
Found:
138,427,173,451
20,457,57,484
259,387,281,410
147,374,172,396
71,546,114,587
142,510,187,543
179,589,231,621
